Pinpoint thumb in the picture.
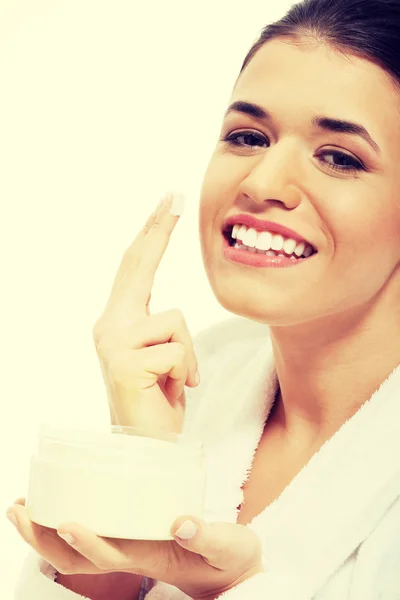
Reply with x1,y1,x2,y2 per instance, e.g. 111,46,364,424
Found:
171,516,261,570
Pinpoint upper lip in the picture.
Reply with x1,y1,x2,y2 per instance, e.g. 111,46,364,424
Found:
222,214,316,250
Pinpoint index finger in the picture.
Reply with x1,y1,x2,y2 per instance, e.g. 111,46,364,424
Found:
124,191,185,313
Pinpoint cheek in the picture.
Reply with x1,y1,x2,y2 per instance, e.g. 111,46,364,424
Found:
327,207,400,302
319,181,398,257
200,148,244,196
329,198,399,258
199,156,233,241
198,194,213,246
198,195,216,269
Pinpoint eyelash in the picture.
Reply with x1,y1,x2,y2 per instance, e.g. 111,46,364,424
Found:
221,131,366,173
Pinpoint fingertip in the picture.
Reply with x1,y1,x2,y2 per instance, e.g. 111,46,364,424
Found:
168,191,185,217
14,497,26,506
186,372,200,389
175,519,198,540
57,521,97,541
59,533,78,547
6,511,18,527
171,514,202,535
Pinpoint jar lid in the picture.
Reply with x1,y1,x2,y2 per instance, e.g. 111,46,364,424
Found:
35,423,204,469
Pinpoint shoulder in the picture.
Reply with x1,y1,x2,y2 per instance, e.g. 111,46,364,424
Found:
349,494,400,598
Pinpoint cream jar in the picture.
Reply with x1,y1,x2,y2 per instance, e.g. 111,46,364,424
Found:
26,424,206,540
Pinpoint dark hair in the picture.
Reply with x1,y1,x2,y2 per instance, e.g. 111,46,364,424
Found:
235,0,400,92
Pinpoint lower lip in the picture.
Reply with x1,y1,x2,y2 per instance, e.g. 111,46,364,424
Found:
222,235,317,268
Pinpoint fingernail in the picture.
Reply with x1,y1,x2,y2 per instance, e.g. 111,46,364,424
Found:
6,513,18,528
175,520,197,539
194,370,200,386
169,191,185,217
58,532,76,545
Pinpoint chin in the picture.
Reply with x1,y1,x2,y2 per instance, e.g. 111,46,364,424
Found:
210,287,284,325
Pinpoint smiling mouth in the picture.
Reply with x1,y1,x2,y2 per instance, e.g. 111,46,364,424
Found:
222,226,318,258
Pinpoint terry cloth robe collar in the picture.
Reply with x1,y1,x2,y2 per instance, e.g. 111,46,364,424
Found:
186,334,400,599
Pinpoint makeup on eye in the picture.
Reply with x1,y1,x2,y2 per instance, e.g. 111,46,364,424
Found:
220,130,367,173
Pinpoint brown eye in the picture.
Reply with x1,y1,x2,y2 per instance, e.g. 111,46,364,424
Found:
318,150,365,173
222,131,269,149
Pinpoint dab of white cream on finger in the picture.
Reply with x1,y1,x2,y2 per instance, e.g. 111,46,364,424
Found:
169,191,185,216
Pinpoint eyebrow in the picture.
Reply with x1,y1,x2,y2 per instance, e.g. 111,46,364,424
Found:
224,100,380,155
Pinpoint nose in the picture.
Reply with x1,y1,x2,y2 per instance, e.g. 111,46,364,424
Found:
238,141,303,210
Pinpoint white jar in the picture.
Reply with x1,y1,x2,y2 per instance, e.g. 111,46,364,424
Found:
26,424,206,540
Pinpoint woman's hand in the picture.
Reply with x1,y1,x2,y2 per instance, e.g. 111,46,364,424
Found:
92,190,199,434
7,498,263,600
5,192,264,598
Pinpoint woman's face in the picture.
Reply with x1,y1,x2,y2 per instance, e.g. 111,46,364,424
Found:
199,38,400,327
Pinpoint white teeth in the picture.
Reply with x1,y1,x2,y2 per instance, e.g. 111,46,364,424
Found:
242,228,258,247
283,238,297,255
256,231,273,251
232,224,241,239
234,242,315,259
236,225,248,241
294,242,305,257
229,224,315,258
236,244,295,258
270,234,285,251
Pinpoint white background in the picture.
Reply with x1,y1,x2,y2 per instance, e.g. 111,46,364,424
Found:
0,1,294,596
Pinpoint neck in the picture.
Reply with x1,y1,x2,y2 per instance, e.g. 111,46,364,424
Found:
268,295,400,447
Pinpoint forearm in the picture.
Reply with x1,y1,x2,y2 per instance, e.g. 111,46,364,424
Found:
55,571,144,600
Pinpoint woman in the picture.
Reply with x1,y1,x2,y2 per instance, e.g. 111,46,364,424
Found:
6,0,400,597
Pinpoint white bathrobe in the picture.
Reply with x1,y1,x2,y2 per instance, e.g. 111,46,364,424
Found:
13,316,400,599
